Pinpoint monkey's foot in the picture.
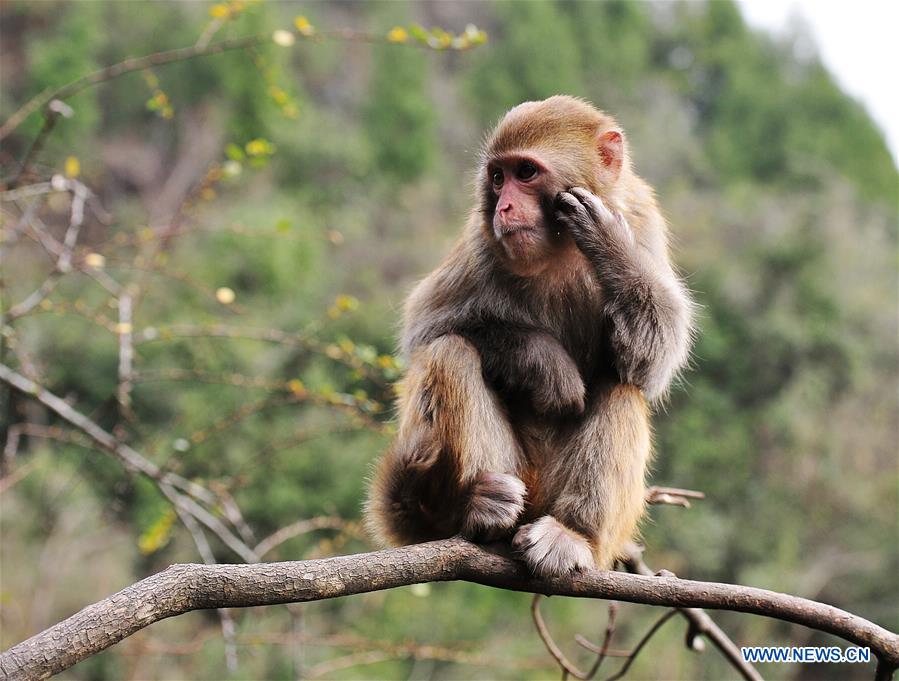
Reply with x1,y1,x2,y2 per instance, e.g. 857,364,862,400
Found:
512,515,595,578
461,472,526,541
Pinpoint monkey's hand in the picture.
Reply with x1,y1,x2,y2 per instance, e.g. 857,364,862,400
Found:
554,187,635,258
519,334,586,417
465,327,585,417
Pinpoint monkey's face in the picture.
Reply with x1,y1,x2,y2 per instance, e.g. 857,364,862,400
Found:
485,154,566,273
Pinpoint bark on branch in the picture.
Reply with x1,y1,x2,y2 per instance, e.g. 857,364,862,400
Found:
1,537,897,681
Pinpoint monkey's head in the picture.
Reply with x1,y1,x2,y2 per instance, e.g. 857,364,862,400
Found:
479,96,629,275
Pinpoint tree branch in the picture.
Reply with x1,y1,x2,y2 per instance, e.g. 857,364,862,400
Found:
1,537,896,681
621,547,763,681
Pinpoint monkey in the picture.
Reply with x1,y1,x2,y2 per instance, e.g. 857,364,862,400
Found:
365,96,693,578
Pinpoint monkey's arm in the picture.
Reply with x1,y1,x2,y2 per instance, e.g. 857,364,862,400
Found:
554,188,692,400
459,324,586,416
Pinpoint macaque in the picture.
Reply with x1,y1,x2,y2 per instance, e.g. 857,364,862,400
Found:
366,96,693,577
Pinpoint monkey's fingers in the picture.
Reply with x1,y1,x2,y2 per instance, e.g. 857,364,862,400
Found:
568,187,616,227
567,187,635,247
553,191,593,234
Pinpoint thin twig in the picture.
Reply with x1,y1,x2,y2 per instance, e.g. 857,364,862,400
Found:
210,483,257,547
11,101,72,185
532,594,588,680
576,601,620,677
254,516,359,559
0,363,258,563
116,292,134,418
0,182,55,202
2,178,89,324
0,26,483,143
602,610,679,681
0,35,266,143
622,546,763,681
304,650,391,679
645,485,705,509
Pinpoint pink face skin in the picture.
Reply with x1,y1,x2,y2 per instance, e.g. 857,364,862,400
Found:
486,132,624,277
488,154,563,273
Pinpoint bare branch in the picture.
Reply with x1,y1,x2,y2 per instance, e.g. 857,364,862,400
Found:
1,538,896,680
254,516,359,559
0,363,258,562
304,650,391,679
2,178,90,324
645,485,705,508
622,546,763,681
602,609,679,681
576,601,621,674
0,35,265,143
116,292,134,417
532,593,585,679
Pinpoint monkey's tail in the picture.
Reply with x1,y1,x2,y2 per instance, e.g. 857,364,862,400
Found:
365,428,459,546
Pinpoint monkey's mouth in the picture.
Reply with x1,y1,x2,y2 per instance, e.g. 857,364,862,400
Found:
498,225,542,257
498,224,537,239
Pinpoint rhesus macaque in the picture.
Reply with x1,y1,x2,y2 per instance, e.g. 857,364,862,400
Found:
366,96,693,577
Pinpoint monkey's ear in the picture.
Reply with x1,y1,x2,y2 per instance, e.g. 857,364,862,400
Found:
596,130,623,183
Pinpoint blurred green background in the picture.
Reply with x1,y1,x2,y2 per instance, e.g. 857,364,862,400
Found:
1,1,896,680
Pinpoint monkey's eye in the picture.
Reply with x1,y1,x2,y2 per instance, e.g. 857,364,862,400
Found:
491,169,504,187
517,161,538,181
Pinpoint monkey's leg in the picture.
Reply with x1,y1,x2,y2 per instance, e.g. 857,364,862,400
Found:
366,335,525,546
513,383,651,577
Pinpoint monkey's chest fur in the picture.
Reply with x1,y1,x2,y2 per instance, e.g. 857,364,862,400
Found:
463,264,617,433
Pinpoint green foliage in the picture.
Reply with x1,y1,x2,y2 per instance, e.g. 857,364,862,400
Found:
18,3,102,147
562,0,652,99
464,0,583,125
665,0,898,204
364,43,436,184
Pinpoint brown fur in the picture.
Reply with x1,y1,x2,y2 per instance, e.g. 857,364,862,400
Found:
366,96,693,575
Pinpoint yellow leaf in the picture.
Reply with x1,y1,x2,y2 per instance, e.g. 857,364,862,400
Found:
64,156,80,178
287,379,306,395
387,26,408,43
335,294,359,311
138,509,176,555
245,138,275,157
209,3,229,18
268,85,289,105
294,15,314,35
